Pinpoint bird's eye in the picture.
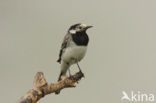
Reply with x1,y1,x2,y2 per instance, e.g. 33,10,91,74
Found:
79,27,82,29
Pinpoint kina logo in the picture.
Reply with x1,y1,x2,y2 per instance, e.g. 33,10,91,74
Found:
121,91,154,102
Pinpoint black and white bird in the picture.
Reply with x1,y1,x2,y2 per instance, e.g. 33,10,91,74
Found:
56,23,92,94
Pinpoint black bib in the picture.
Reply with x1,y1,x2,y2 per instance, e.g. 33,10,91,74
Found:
72,31,89,46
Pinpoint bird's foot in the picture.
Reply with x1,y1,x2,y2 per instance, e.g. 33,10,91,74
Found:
69,75,75,81
79,70,82,73
78,70,85,78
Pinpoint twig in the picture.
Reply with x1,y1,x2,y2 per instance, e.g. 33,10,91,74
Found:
19,71,84,103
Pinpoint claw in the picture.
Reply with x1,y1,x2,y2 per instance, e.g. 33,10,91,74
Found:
69,76,74,81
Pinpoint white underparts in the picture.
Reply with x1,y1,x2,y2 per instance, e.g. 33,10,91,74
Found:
62,46,87,65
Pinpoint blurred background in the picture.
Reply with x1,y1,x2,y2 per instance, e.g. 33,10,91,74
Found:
0,0,156,103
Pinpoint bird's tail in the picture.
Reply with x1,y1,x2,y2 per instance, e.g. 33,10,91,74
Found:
55,72,64,94
58,72,64,81
55,62,69,94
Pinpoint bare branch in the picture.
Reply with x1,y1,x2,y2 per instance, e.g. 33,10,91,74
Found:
19,72,84,103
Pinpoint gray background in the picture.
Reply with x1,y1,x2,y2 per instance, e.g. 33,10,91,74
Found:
0,0,156,103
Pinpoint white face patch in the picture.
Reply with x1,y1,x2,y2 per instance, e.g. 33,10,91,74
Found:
69,30,76,34
81,24,87,27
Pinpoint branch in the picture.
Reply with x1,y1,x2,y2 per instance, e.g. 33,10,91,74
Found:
19,71,84,103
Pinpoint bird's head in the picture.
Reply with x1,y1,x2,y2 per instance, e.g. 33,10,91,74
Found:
68,23,93,34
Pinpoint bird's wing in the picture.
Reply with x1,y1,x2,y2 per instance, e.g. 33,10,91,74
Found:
57,33,71,63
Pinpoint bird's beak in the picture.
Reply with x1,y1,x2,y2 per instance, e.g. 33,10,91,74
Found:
86,25,93,29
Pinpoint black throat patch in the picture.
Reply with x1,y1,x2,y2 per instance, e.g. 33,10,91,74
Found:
72,31,89,46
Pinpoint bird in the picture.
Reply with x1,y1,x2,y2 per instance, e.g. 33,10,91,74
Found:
55,23,93,94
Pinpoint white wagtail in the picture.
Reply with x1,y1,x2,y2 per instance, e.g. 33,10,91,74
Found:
55,23,92,94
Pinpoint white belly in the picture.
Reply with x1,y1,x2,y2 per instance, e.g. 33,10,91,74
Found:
62,46,87,64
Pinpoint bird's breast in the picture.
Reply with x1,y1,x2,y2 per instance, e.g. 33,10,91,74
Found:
62,46,87,64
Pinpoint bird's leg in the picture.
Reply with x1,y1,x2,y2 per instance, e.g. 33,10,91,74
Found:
68,69,75,80
77,62,82,73
68,68,72,77
76,62,83,83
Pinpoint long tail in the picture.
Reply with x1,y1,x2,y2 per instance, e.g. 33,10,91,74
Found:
55,62,70,94
58,72,64,81
55,72,64,94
